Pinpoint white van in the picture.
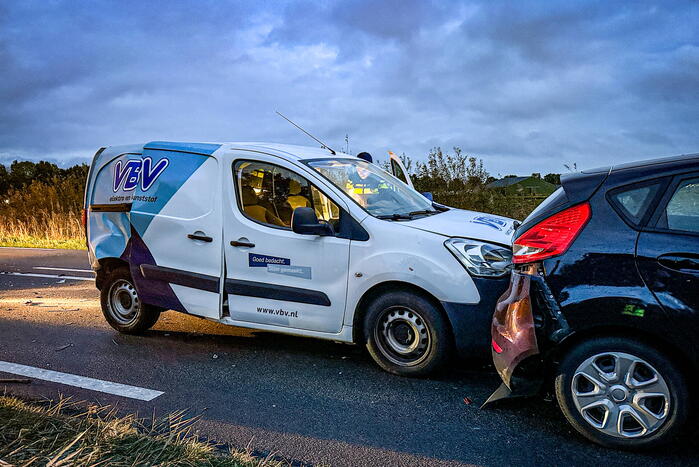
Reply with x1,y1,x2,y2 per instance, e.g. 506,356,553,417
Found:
84,141,516,376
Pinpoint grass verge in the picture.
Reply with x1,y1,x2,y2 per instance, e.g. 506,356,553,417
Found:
0,235,86,250
0,396,277,466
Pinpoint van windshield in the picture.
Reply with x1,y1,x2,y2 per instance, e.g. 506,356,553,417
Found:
307,159,437,219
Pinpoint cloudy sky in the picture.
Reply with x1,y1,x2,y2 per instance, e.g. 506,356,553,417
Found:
1,0,697,175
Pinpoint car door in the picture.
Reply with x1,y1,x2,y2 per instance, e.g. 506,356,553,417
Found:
129,144,223,320
636,173,699,339
223,153,351,334
388,151,414,188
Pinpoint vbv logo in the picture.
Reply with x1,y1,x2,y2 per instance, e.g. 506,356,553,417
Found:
113,157,169,192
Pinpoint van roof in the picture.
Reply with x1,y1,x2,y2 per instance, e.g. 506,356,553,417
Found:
105,141,356,161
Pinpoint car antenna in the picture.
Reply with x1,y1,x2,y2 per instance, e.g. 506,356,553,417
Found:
276,111,336,155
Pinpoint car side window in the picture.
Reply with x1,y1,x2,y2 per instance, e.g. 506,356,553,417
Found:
233,161,340,230
658,177,699,233
609,182,661,225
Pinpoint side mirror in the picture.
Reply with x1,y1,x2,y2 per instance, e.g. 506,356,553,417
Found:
291,207,335,236
421,192,433,201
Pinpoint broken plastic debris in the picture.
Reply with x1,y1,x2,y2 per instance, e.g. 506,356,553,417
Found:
55,343,74,352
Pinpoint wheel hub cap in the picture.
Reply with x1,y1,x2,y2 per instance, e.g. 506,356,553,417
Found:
108,279,140,325
375,307,431,367
571,351,670,439
610,386,628,402
392,322,414,345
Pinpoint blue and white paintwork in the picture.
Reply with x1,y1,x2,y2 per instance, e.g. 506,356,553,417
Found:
85,141,516,350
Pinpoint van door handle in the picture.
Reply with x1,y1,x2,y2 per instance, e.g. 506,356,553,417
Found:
658,254,699,272
230,240,255,248
187,233,213,243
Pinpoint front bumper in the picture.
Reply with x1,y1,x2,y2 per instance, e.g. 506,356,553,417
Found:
441,276,511,359
490,268,542,396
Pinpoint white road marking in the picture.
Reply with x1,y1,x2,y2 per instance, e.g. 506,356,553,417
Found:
34,266,93,273
0,361,164,401
0,272,93,281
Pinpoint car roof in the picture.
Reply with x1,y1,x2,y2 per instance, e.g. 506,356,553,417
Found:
581,152,699,175
612,153,699,172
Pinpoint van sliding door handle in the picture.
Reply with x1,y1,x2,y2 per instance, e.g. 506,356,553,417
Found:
230,240,255,248
187,233,213,243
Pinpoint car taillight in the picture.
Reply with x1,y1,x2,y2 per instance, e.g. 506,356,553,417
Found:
513,202,591,264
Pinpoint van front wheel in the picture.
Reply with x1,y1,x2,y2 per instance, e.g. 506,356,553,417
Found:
364,291,451,376
100,267,160,333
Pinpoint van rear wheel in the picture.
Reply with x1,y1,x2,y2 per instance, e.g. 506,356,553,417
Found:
364,290,451,376
100,267,160,333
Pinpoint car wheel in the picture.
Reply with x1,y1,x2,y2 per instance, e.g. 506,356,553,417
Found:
555,337,688,449
364,290,452,376
100,267,160,333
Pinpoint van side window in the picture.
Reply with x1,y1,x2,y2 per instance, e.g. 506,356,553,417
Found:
658,177,699,233
234,161,340,230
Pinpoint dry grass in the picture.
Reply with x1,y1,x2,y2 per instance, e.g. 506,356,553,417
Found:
0,178,86,250
0,395,283,466
0,213,85,250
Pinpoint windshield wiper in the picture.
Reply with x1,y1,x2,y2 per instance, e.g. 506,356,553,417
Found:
376,210,439,221
376,213,414,220
408,209,440,216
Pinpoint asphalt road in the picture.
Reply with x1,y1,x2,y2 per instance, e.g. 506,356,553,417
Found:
1,247,697,466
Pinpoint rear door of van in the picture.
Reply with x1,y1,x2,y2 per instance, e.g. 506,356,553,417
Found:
128,142,224,319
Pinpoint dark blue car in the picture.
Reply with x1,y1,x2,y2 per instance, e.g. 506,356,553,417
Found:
489,153,699,448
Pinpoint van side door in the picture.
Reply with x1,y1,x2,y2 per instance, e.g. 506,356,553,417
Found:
128,143,223,319
223,153,351,334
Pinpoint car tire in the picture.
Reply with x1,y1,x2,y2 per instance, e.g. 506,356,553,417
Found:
554,336,688,449
100,266,160,333
363,290,452,377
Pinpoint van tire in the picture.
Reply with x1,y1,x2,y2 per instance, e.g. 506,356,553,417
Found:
100,267,160,334
554,337,688,449
364,290,451,376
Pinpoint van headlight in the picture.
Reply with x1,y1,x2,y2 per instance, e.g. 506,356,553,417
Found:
444,238,513,278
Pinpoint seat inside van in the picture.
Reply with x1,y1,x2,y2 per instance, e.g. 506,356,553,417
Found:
241,185,285,226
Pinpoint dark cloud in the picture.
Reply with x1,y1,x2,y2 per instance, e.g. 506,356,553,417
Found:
0,0,697,174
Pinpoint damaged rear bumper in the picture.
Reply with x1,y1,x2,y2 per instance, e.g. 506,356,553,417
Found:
486,269,544,403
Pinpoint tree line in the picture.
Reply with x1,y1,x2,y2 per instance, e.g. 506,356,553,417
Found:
0,150,562,247
0,160,89,196
386,147,561,219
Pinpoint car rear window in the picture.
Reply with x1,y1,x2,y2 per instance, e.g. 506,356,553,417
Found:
609,182,661,226
614,185,659,219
